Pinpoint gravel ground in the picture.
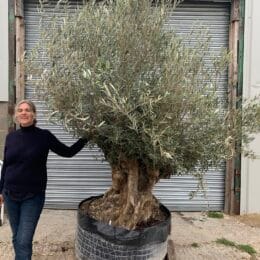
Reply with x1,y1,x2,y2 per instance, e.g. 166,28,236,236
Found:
0,209,260,259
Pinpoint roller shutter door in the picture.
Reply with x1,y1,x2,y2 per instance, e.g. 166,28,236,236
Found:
24,0,230,211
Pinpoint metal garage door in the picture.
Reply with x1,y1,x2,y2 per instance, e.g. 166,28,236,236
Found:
24,0,230,211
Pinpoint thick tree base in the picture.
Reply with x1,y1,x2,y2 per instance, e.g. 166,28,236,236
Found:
80,192,167,230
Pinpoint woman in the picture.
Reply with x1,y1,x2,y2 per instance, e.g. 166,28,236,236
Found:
0,99,87,260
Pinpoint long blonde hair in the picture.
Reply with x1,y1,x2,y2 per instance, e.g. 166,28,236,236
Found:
14,99,37,125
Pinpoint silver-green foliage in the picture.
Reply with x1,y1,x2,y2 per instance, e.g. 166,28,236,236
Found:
27,0,260,177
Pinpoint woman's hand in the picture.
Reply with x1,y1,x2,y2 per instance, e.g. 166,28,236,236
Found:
0,194,4,206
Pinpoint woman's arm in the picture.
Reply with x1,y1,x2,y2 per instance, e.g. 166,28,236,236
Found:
48,130,88,157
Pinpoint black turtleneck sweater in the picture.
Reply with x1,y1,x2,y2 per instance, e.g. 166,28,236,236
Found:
0,125,87,194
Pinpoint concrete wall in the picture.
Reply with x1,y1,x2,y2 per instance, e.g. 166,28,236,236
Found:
0,0,9,160
0,0,9,101
240,0,260,214
0,103,8,160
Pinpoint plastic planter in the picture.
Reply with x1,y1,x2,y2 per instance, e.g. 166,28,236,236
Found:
75,195,171,260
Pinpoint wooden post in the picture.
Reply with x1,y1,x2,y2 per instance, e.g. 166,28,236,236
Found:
224,0,241,215
166,239,176,260
15,0,25,102
8,0,16,132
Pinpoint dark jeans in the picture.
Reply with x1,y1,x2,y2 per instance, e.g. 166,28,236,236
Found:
3,191,45,260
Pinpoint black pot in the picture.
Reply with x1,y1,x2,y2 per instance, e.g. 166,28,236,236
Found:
75,195,171,260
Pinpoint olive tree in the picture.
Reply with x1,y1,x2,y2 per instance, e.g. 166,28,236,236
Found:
27,0,260,229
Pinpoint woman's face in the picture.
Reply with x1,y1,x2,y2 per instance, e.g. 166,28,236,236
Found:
16,102,35,127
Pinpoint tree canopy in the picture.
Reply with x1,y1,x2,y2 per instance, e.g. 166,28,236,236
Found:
26,0,260,229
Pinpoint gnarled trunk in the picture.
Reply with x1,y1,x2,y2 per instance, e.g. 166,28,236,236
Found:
87,158,164,230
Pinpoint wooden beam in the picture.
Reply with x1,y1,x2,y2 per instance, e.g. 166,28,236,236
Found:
15,0,25,102
166,239,176,260
8,0,16,132
224,0,241,215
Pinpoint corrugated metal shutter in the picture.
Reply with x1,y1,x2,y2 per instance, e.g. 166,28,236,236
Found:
24,0,230,211
154,1,230,211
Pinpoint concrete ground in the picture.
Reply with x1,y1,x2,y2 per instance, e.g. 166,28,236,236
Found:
0,209,260,259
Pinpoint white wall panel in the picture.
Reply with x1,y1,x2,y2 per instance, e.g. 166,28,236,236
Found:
241,0,260,214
